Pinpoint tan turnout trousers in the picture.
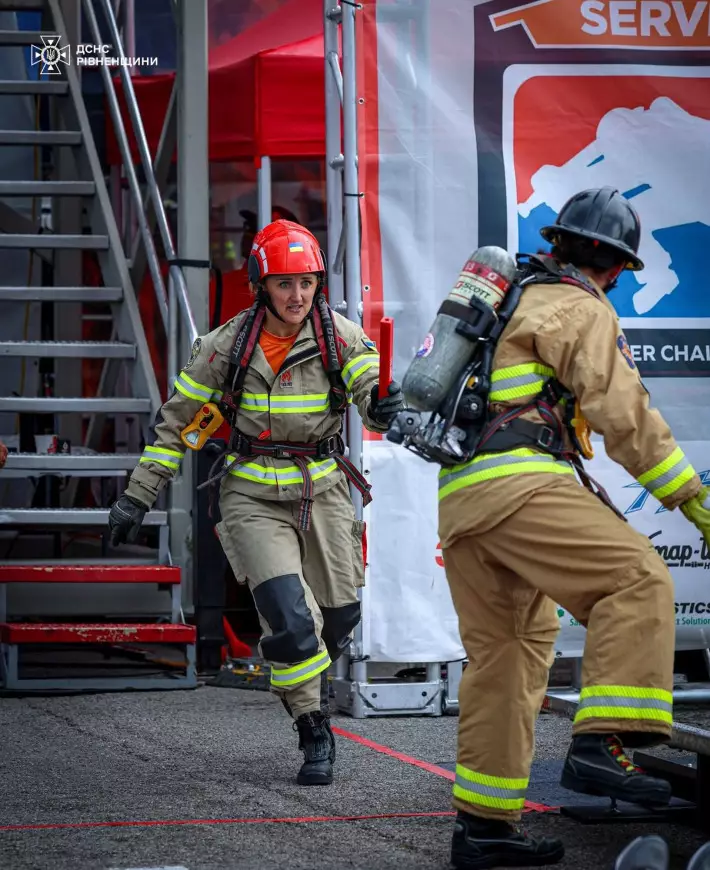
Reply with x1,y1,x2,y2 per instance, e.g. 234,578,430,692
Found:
216,476,366,718
441,474,675,823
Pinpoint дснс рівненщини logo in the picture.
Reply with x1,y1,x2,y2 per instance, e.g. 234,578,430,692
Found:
31,35,70,75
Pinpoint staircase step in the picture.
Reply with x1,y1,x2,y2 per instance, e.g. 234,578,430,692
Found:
0,30,44,46
0,130,81,146
2,452,140,477
0,181,95,196
0,622,196,644
0,1,46,9
0,508,167,526
0,234,109,250
0,286,122,302
0,397,151,413
0,80,68,96
0,340,135,358
0,565,180,584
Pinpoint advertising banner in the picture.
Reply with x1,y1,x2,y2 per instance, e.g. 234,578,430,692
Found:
358,0,710,661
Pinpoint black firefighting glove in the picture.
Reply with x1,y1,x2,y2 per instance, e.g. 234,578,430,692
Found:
108,493,148,547
369,380,404,427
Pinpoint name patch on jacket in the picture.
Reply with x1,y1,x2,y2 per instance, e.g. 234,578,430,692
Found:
617,334,636,369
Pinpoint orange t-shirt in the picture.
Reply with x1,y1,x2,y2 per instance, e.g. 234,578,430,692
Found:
260,329,299,373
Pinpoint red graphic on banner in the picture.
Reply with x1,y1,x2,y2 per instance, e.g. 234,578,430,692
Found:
491,0,710,50
513,74,710,204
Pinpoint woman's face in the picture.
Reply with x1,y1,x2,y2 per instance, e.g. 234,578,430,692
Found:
263,273,318,325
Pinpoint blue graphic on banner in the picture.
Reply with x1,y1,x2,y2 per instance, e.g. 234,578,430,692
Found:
518,205,710,319
622,469,710,515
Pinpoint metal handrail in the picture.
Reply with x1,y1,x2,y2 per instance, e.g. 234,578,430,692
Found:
83,0,199,377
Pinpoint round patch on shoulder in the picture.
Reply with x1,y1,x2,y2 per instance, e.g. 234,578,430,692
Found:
617,334,636,369
185,337,202,370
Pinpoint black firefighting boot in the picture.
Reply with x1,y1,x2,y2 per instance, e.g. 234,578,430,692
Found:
450,810,565,869
614,835,669,870
560,734,672,807
687,842,710,870
294,711,336,786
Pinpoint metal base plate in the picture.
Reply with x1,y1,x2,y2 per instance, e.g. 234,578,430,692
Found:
332,677,442,717
560,798,696,825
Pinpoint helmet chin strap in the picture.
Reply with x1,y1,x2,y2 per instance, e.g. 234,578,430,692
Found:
604,263,625,293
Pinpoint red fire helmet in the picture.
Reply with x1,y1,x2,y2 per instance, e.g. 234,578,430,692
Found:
247,219,326,284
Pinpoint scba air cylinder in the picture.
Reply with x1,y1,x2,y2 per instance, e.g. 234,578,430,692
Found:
402,246,517,412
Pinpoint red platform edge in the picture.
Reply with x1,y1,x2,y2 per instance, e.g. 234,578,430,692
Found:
0,566,181,584
0,623,196,644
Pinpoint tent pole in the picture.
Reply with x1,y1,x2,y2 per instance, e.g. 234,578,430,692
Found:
324,1,344,311
257,156,272,230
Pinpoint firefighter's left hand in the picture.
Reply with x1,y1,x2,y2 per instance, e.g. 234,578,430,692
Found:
369,380,404,427
681,486,710,547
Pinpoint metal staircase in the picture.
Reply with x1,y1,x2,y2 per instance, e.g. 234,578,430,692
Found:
0,0,198,691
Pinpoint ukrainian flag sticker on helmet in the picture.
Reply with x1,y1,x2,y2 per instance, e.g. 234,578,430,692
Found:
289,243,304,253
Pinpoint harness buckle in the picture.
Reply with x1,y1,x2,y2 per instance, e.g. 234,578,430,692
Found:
316,434,343,459
536,426,557,451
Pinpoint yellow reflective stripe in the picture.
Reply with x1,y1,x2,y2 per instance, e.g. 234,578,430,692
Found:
240,392,270,412
342,353,379,390
573,685,673,725
139,445,185,470
225,456,338,485
270,394,330,414
489,363,555,403
637,447,695,500
173,371,214,403
270,650,331,687
438,448,575,501
453,764,528,811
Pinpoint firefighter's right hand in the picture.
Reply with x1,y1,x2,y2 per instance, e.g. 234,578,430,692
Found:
108,494,147,547
680,487,710,546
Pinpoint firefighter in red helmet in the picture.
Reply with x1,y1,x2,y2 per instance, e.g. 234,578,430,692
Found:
109,220,404,785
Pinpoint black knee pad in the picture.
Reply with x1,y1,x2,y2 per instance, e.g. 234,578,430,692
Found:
320,602,361,662
252,573,320,663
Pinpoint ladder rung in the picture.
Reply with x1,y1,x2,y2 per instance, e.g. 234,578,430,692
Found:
0,130,81,146
0,340,135,358
0,80,68,96
0,508,167,526
0,2,46,9
0,286,122,302
0,397,152,413
3,453,140,473
0,31,44,46
0,234,109,250
0,181,95,196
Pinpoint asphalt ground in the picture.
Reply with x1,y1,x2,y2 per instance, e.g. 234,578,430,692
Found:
1,686,709,870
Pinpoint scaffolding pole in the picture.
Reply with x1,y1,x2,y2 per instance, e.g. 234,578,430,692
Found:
324,1,344,311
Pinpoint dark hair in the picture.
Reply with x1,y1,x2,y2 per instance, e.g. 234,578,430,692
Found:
551,231,626,272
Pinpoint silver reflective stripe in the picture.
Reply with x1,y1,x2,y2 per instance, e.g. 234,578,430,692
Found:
140,446,184,468
270,651,330,686
342,354,378,390
454,774,526,801
645,456,691,494
240,393,269,411
175,372,212,402
270,395,329,412
491,371,549,392
577,696,672,713
439,451,569,490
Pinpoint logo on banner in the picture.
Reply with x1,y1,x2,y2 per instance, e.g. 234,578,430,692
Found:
279,370,293,389
648,529,710,569
506,69,710,319
30,35,70,75
490,0,710,50
622,469,710,514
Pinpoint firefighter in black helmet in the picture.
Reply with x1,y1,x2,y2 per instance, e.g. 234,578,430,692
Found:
438,186,710,869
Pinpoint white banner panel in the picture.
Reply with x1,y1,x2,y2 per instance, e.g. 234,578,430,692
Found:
362,439,710,661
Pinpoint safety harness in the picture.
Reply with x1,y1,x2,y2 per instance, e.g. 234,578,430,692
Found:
473,254,626,520
199,291,372,529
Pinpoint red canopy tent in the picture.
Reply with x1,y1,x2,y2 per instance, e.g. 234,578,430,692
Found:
105,0,329,165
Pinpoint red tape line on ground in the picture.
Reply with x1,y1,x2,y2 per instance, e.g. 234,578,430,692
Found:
0,812,457,833
332,726,557,814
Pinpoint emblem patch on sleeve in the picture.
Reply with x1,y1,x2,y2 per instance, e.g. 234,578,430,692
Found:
185,337,202,370
362,338,377,351
617,334,636,369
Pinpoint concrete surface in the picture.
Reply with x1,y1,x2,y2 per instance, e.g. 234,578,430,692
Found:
0,686,709,870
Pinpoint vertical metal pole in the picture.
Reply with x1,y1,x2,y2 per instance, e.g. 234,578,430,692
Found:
257,157,272,229
324,2,344,309
125,0,136,74
341,0,367,691
173,0,210,606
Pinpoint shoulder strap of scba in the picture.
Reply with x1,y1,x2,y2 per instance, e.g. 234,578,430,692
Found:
219,293,348,421
515,253,601,300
